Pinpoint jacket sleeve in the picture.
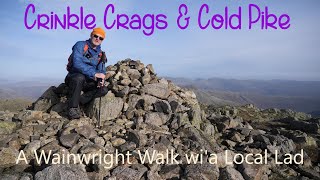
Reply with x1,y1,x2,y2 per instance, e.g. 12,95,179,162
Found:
100,63,107,75
72,42,97,79
98,59,107,75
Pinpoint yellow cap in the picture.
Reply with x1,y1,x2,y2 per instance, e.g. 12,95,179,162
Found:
91,27,105,39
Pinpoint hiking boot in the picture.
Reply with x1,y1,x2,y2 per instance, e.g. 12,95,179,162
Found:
68,107,81,119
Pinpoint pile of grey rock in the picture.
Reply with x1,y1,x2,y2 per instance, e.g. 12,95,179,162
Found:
0,59,319,180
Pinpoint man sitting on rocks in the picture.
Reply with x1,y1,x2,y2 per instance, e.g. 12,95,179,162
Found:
65,27,109,119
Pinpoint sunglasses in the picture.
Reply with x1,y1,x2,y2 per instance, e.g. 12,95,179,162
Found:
93,34,104,41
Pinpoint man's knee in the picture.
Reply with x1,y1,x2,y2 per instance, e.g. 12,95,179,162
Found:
73,73,86,82
69,73,86,85
96,86,108,97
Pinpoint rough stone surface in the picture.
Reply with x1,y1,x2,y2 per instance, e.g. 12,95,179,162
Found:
0,147,19,168
141,83,170,99
0,173,33,180
145,112,169,126
0,121,16,135
33,86,59,112
184,163,219,180
239,162,270,180
87,92,123,121
110,166,147,180
220,166,245,180
59,133,80,148
0,60,317,180
35,165,89,180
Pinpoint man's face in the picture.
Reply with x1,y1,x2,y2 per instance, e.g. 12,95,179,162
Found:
90,33,104,46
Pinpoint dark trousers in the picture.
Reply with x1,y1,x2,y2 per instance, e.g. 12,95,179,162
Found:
65,73,98,108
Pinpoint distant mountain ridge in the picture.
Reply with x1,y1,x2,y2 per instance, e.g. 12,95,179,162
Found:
167,77,320,116
168,77,320,97
1,77,319,116
0,78,61,100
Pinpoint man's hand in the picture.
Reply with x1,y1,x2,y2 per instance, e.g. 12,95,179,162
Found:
95,73,106,87
95,73,105,80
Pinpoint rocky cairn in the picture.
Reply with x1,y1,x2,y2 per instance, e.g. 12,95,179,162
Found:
0,59,319,180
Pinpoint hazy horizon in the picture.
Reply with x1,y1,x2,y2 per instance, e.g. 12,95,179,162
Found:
1,74,320,85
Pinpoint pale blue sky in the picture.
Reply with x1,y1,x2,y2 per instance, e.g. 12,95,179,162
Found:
0,0,319,81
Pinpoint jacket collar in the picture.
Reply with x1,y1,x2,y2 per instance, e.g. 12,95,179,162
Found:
86,39,101,53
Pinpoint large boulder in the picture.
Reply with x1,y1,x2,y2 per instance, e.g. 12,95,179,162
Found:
87,92,124,122
141,83,170,99
33,86,59,112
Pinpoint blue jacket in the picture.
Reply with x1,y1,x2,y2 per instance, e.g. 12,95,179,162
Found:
69,40,106,80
